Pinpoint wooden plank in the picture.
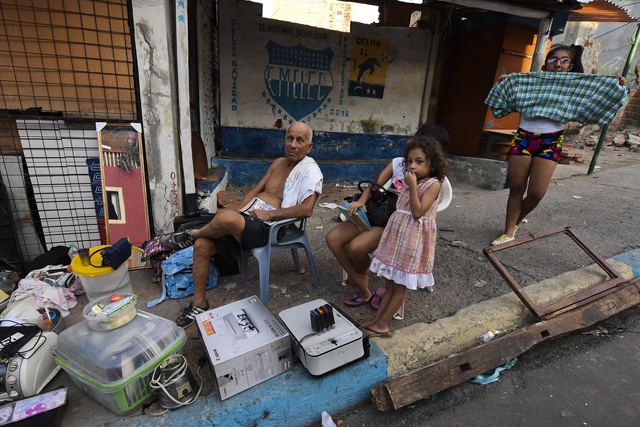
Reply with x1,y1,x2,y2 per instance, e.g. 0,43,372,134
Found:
371,280,640,411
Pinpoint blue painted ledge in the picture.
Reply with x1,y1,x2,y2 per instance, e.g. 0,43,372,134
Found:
220,126,408,161
126,342,388,426
613,248,640,278
213,157,389,186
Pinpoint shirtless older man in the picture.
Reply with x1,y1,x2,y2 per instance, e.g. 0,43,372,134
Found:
161,122,323,327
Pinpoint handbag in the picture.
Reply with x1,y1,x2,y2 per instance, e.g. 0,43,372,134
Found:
351,180,398,227
89,237,132,270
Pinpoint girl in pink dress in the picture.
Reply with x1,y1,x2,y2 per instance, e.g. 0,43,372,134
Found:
361,136,448,337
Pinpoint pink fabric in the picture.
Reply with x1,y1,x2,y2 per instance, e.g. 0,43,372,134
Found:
370,177,439,290
11,278,76,316
142,235,173,282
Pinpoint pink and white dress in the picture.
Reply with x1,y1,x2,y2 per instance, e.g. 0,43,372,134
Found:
369,177,439,290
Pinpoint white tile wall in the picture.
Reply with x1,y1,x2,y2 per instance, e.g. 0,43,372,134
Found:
16,119,102,251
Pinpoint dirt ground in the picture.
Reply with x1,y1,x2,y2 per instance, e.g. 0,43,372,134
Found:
50,133,640,425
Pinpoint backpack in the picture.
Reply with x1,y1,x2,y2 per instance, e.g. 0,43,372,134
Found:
146,246,218,308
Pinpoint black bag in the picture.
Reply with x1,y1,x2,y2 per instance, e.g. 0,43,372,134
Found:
174,213,240,277
89,237,132,270
351,181,398,227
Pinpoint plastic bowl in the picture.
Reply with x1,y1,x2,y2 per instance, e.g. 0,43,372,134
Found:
37,307,66,334
82,294,138,331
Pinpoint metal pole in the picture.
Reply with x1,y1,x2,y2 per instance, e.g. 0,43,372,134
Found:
531,17,553,72
587,23,640,175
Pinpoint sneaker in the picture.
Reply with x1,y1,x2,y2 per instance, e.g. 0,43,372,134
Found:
176,300,210,328
160,231,195,251
491,233,515,246
491,225,518,246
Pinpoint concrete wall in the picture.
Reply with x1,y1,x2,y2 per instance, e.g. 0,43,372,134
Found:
217,0,431,184
131,0,183,234
592,5,640,79
197,0,218,161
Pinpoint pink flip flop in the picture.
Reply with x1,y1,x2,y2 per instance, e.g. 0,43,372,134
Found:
370,288,385,310
344,292,373,307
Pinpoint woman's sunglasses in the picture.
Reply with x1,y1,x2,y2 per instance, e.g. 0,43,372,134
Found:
545,57,571,65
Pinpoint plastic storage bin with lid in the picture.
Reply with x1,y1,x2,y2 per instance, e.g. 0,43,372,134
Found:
53,311,186,415
70,245,133,301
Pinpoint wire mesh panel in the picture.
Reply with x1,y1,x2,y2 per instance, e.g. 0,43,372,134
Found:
0,0,137,119
0,0,139,269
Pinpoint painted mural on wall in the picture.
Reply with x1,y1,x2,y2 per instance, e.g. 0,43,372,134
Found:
264,40,334,122
220,2,429,134
348,35,390,99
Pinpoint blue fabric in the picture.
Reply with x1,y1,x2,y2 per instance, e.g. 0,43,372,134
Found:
469,357,518,385
146,247,219,308
485,72,628,125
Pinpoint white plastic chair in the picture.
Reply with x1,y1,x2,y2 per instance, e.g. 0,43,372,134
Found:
240,195,320,308
342,177,453,320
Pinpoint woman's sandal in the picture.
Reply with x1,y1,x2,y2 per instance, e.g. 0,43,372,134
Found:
370,288,385,310
344,292,374,307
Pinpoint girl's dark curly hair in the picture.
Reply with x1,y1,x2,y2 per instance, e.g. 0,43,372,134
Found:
403,135,448,182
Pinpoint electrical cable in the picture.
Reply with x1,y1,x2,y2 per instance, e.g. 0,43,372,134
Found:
149,354,203,408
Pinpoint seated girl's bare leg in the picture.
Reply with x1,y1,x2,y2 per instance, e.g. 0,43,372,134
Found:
326,223,382,300
345,227,384,299
365,281,405,334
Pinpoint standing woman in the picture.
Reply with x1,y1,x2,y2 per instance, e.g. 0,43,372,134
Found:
490,44,625,245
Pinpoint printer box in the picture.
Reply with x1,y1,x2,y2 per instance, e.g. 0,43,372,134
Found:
196,295,292,400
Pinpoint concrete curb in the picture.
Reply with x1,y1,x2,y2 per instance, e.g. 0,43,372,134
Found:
119,249,640,426
377,256,636,377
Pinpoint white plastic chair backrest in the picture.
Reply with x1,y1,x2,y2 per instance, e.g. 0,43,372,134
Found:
381,176,452,212
437,177,452,212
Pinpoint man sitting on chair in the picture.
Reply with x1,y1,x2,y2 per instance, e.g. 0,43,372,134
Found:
161,122,323,327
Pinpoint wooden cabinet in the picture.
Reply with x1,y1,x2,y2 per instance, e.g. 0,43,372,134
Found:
437,23,541,157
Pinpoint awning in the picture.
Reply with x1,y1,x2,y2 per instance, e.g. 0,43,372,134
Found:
567,0,638,22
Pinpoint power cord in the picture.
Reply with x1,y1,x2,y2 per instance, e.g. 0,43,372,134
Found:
145,354,204,416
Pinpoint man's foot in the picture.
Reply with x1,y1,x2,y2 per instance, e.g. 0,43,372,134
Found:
176,300,210,328
160,231,195,251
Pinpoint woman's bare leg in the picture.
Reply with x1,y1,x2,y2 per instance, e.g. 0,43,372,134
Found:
326,222,383,300
516,157,557,223
504,155,532,237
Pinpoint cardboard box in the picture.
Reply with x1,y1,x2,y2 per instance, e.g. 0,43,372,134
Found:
196,296,292,400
